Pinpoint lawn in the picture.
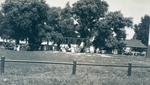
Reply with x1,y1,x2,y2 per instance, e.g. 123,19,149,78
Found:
0,49,150,85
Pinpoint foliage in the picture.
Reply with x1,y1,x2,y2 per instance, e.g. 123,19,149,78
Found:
45,7,62,43
0,11,12,39
93,11,132,51
59,2,77,38
0,0,133,52
104,11,132,40
134,15,150,46
72,0,108,38
1,0,49,50
72,0,132,52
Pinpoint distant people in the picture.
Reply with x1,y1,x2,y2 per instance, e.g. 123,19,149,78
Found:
79,42,84,48
60,44,69,52
89,45,95,53
52,44,57,51
16,45,20,51
70,44,80,53
14,44,20,51
96,48,100,53
112,49,118,54
70,44,76,53
101,50,105,54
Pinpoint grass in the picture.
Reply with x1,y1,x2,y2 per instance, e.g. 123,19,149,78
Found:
0,49,150,85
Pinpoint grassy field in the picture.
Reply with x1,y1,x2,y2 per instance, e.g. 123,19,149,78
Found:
0,49,150,85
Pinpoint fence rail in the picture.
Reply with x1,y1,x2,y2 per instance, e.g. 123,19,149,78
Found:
5,59,73,65
1,56,150,76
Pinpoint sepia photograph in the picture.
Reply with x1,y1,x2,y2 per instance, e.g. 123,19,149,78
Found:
0,0,150,85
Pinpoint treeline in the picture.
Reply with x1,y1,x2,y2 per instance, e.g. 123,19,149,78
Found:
134,15,150,46
0,0,133,51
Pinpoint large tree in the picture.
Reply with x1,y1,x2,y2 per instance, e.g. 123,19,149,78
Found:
134,15,150,46
45,7,62,44
93,11,132,52
59,2,78,38
0,10,13,40
72,0,132,52
1,0,49,50
72,0,108,38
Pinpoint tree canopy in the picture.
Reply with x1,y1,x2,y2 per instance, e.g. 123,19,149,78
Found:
1,0,49,50
0,0,133,52
93,11,132,51
134,15,150,46
72,0,108,38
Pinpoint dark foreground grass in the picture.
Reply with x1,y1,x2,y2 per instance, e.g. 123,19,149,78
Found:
1,63,150,85
0,49,150,85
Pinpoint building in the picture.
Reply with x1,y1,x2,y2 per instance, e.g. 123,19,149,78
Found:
124,39,147,56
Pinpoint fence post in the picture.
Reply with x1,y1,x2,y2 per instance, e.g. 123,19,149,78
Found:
127,63,132,76
72,61,77,75
1,56,5,74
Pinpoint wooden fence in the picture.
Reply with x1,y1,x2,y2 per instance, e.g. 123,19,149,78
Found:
1,56,150,76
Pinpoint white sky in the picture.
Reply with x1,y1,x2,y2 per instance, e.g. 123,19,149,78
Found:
1,0,150,39
45,0,150,24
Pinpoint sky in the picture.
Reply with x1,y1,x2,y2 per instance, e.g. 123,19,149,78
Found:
0,0,150,39
45,0,150,24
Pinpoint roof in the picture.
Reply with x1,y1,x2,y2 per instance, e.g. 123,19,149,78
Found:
124,40,147,48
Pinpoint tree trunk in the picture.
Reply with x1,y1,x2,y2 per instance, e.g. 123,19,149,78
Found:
47,40,49,50
16,39,19,45
28,38,42,51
